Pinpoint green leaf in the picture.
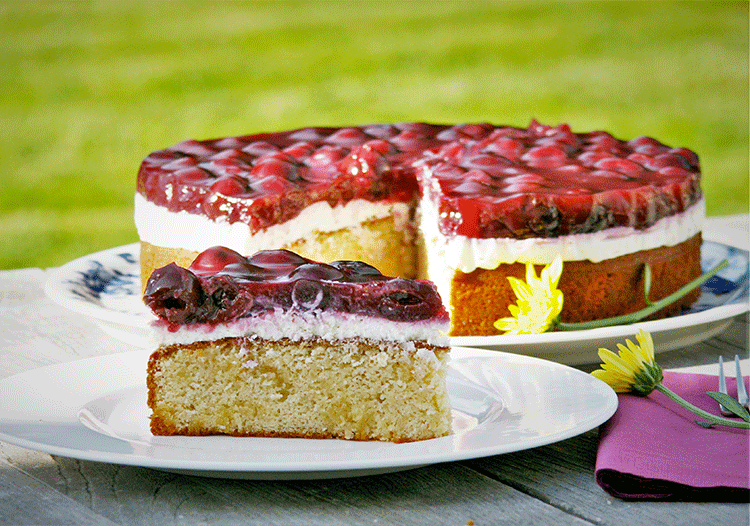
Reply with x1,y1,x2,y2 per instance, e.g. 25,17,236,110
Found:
695,420,714,428
706,391,750,422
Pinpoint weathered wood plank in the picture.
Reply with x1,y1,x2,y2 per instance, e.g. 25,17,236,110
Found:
18,456,594,526
0,269,138,378
0,457,119,526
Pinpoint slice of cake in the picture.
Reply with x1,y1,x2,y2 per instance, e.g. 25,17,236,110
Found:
135,121,704,336
143,246,452,442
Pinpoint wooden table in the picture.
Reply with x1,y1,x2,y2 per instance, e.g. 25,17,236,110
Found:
1,215,748,525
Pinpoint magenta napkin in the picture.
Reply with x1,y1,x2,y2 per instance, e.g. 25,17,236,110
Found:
595,371,750,501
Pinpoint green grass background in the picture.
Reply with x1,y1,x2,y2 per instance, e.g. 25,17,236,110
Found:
1,0,748,270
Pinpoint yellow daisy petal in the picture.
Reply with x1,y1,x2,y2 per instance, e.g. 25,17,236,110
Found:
494,258,565,335
591,330,662,395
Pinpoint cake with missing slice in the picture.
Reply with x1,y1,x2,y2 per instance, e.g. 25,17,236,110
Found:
143,246,452,443
135,121,703,336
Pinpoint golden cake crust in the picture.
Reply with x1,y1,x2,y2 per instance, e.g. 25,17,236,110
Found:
449,233,703,336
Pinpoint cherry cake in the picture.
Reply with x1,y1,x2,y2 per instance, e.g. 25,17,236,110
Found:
136,120,704,335
144,247,452,442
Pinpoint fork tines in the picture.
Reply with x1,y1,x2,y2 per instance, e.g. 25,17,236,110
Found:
719,355,732,416
719,354,749,416
735,355,749,408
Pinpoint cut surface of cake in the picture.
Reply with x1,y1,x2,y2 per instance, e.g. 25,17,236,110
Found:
414,122,704,334
135,121,704,336
143,247,452,442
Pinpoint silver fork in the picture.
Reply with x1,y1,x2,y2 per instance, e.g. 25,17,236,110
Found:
718,356,731,416
718,355,749,416
735,355,749,408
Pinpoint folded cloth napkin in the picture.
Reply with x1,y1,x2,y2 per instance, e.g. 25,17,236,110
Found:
595,371,749,501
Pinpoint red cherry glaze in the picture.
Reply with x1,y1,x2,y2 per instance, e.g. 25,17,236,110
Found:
250,157,299,181
173,167,210,183
162,156,198,171
241,141,279,157
248,248,309,268
211,175,249,196
137,121,701,239
144,248,448,325
189,246,247,275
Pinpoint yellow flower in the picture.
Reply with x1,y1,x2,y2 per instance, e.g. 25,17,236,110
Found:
591,330,663,395
494,256,563,335
591,331,750,429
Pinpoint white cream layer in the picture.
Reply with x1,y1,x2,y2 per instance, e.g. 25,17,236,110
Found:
419,198,705,272
134,193,411,254
151,308,450,348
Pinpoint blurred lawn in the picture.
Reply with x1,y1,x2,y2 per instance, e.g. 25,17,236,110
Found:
1,0,747,270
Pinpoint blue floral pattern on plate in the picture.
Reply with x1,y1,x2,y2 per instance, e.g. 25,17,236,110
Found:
68,252,139,303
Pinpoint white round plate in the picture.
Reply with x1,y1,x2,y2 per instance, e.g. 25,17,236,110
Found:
0,347,616,480
44,241,748,364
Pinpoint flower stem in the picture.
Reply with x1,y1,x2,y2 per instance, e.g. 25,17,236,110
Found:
556,259,729,331
654,383,750,429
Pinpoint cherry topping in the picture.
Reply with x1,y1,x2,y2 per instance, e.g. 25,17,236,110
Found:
215,261,270,281
144,263,206,323
142,150,180,166
628,136,667,156
289,263,344,282
377,279,440,321
453,123,493,139
291,280,327,311
482,137,524,160
137,120,701,240
362,124,399,139
162,156,198,171
435,141,466,159
326,127,369,146
249,249,309,269
287,128,327,142
210,175,248,197
169,139,216,157
250,158,299,181
330,260,384,279
306,145,348,168
577,150,610,167
212,137,247,149
390,129,430,151
190,246,247,275
594,157,643,176
521,145,568,168
283,141,316,160
341,144,389,176
144,248,448,325
211,148,247,162
174,167,211,183
242,141,279,157
669,148,700,169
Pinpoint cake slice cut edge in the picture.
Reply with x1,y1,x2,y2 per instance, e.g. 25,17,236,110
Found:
146,335,452,443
